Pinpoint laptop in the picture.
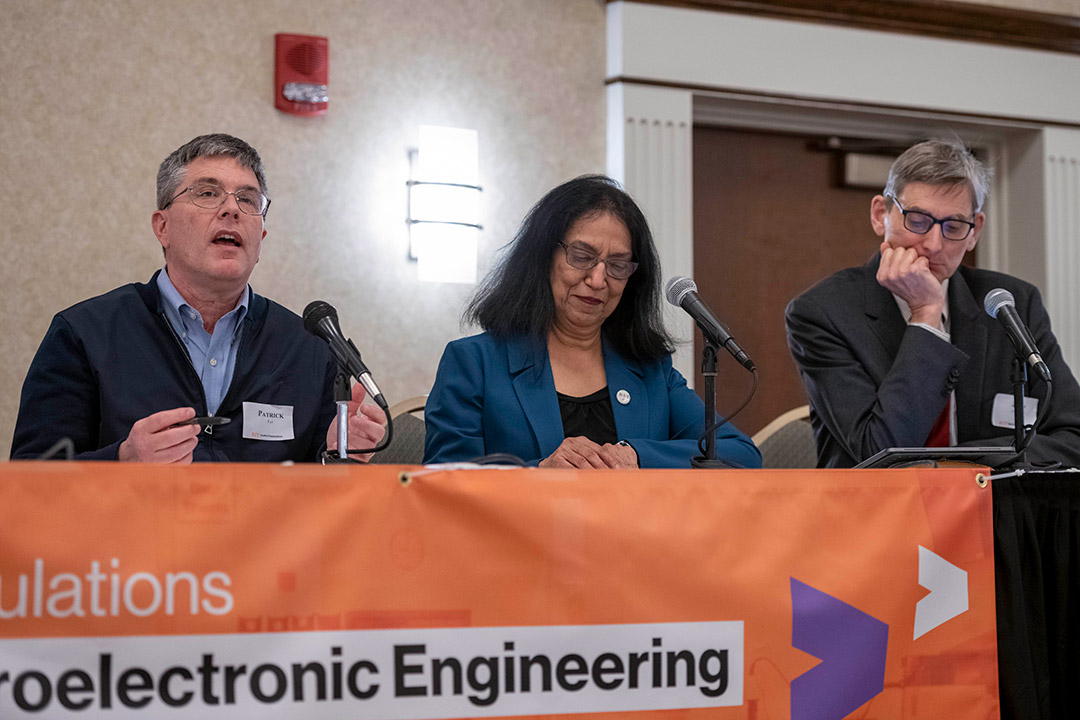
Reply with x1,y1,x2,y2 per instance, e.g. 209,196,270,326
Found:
854,446,1015,469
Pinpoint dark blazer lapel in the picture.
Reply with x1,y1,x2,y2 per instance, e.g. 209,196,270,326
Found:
949,268,989,440
863,256,906,361
507,337,565,457
603,340,647,440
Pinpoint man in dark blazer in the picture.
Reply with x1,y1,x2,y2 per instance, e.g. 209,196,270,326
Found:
786,140,1080,468
11,134,385,463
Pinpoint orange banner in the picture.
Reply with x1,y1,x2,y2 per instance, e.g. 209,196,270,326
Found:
0,463,997,719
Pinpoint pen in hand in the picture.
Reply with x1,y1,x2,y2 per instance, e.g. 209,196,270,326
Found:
171,416,231,428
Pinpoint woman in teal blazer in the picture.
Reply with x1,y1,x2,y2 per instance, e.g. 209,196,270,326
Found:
423,176,760,469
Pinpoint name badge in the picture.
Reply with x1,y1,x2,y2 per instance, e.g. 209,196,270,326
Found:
242,402,295,441
991,393,1037,429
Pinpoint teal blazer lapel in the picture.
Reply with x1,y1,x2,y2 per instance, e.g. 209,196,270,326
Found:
507,338,565,457
604,340,648,440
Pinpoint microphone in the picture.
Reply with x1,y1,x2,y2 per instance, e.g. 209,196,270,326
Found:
984,288,1051,382
302,301,385,403
665,276,755,372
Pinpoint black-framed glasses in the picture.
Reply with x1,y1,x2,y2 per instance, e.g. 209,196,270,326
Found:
166,182,270,217
887,194,974,241
557,241,638,280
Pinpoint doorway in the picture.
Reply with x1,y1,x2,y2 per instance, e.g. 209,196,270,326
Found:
691,127,979,434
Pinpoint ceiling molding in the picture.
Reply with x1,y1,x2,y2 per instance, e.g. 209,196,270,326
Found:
608,76,1078,130
615,0,1080,55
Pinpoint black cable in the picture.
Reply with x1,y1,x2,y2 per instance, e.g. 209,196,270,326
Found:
320,395,394,464
697,368,759,457
467,453,528,466
996,379,1055,470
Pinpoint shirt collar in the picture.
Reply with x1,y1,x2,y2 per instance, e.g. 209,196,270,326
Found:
156,266,250,326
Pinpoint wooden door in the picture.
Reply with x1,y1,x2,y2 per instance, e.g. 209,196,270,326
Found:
692,128,879,435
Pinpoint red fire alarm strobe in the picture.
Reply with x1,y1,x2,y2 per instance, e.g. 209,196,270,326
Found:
275,33,329,116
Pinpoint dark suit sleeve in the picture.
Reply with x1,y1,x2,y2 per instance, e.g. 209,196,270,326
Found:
629,356,762,469
11,315,122,460
786,293,967,466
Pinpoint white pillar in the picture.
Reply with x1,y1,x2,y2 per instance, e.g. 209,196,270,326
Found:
607,82,697,383
1043,128,1080,372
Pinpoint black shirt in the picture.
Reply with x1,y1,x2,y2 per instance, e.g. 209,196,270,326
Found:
557,386,617,445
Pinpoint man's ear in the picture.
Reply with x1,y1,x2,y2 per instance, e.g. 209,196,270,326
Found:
255,228,266,264
151,210,169,250
966,212,985,253
870,194,888,237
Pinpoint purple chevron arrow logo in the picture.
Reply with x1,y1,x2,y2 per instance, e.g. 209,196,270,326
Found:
790,578,889,720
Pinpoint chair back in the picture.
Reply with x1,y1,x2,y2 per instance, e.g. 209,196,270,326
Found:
370,395,427,465
752,405,816,468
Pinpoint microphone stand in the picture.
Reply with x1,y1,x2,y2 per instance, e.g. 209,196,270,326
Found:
334,370,351,461
996,354,1059,471
692,340,731,469
1011,357,1027,466
324,367,395,464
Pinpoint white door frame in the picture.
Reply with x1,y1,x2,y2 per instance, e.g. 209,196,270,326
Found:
607,1,1080,382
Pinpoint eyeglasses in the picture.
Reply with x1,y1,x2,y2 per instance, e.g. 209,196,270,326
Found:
557,241,638,280
166,182,270,217
887,194,975,241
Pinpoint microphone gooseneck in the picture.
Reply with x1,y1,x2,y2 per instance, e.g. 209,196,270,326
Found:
984,288,1051,383
303,300,385,402
303,300,392,463
664,276,755,372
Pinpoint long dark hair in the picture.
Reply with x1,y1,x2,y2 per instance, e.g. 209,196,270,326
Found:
466,175,673,363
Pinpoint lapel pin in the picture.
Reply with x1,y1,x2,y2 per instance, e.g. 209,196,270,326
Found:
616,389,631,405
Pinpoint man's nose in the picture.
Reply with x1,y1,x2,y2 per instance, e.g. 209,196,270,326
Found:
922,226,945,253
220,193,242,217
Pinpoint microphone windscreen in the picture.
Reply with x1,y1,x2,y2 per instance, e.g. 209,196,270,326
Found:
664,276,697,307
984,288,1016,319
302,300,338,335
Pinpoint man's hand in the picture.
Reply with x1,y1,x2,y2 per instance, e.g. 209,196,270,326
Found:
118,407,201,463
876,240,946,327
326,382,387,462
539,436,638,469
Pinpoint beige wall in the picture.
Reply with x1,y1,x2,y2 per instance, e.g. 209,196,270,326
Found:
0,0,606,458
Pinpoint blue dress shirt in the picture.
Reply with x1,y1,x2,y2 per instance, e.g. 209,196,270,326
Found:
156,268,248,415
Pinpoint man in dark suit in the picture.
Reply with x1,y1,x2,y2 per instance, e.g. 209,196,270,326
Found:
786,140,1080,468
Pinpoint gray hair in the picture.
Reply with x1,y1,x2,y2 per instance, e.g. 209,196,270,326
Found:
883,139,991,213
156,133,269,211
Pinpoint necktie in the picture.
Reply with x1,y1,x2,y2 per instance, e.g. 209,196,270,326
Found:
925,395,952,447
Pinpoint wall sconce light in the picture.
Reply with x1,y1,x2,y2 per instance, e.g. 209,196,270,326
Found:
407,125,482,284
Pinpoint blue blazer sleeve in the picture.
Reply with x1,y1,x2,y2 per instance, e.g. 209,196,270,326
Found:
423,336,494,464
